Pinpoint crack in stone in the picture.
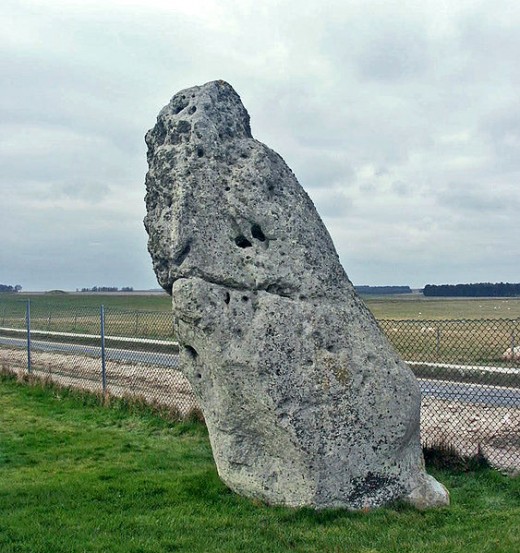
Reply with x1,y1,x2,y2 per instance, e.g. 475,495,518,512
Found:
174,270,296,300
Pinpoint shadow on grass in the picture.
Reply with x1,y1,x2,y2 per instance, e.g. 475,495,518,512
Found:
423,441,491,473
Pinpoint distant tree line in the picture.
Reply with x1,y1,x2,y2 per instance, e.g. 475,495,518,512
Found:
80,286,134,292
423,282,520,297
355,286,412,295
0,284,22,293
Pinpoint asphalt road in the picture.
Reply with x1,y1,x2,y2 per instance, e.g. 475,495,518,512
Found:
0,336,179,369
1,336,519,408
418,378,520,408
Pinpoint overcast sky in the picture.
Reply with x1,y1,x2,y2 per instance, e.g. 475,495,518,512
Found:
2,0,520,291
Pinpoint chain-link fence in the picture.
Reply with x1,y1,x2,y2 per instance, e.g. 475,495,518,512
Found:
0,301,197,418
379,319,520,473
1,301,519,472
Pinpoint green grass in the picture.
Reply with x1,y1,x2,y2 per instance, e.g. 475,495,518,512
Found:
0,292,172,315
0,293,173,339
3,293,520,322
1,374,519,553
366,297,520,320
379,319,520,367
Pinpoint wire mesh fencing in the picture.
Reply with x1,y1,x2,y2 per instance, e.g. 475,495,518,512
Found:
0,301,197,418
0,301,519,472
380,319,520,472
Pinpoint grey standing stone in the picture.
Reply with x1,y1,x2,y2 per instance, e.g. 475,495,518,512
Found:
144,80,449,510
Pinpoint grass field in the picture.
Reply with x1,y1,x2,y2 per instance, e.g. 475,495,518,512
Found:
1,373,519,553
365,296,520,320
0,293,174,338
0,292,173,314
2,292,520,321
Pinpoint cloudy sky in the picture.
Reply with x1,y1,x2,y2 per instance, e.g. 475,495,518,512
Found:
2,0,520,291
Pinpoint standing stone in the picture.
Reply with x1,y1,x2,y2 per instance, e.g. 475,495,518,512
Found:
144,80,449,510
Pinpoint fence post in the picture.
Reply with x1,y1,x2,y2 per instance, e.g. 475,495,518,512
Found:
100,305,106,395
26,299,31,374
512,331,516,365
436,326,441,360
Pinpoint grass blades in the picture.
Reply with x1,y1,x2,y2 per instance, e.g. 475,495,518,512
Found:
0,373,519,553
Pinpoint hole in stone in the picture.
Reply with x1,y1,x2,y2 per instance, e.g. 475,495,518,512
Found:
177,120,191,134
195,372,202,379
225,186,230,191
185,345,198,359
251,223,266,242
189,105,197,115
242,296,249,302
197,147,204,158
234,235,252,248
224,292,230,304
173,243,191,266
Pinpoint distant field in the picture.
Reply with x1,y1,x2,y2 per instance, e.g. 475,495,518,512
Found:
0,292,173,338
1,293,520,321
365,296,520,320
0,292,172,313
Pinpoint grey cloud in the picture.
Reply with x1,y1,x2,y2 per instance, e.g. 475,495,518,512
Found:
356,28,431,82
312,190,354,220
435,185,512,212
0,124,142,201
291,150,354,190
2,0,520,290
391,180,412,197
479,107,520,172
458,8,520,82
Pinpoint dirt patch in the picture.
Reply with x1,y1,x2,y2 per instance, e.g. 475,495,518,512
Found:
421,397,520,474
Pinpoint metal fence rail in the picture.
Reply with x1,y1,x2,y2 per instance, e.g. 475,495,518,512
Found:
0,301,519,473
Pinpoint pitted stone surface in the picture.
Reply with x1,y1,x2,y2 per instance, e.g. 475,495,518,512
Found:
144,80,449,510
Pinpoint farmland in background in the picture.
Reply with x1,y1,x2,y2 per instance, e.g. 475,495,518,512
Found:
0,291,172,313
365,296,520,320
1,292,520,321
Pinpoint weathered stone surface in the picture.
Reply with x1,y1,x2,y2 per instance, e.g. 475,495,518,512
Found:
144,80,449,510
